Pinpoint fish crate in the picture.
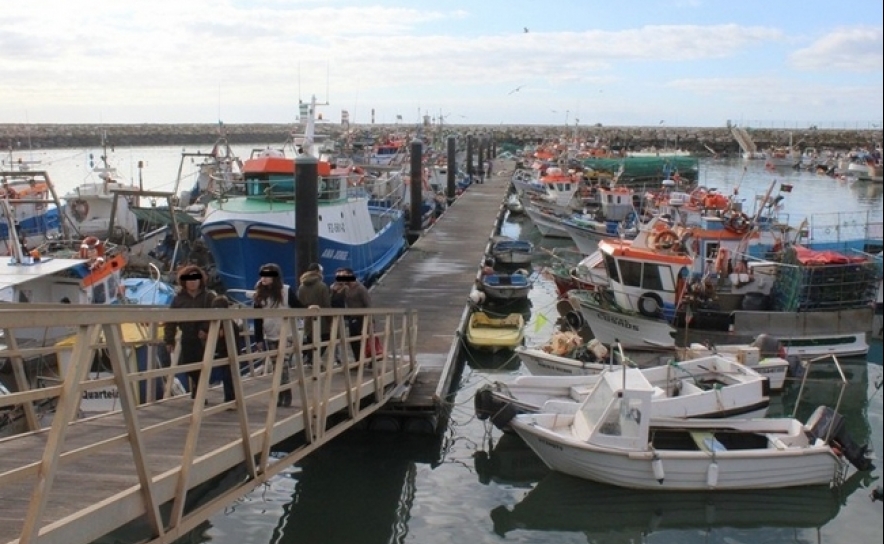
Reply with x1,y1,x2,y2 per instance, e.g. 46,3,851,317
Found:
769,247,879,312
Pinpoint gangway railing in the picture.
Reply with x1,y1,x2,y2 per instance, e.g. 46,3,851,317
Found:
0,304,417,544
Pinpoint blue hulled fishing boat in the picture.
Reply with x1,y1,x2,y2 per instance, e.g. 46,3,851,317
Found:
200,96,407,299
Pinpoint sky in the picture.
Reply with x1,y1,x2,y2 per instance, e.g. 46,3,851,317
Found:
1,1,882,128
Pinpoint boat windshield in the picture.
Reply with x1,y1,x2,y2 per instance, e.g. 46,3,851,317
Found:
579,371,647,440
243,173,347,201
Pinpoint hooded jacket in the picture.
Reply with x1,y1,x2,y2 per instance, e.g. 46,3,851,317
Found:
297,269,331,338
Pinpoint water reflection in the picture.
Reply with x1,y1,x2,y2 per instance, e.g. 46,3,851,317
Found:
268,432,443,544
490,470,867,543
474,432,549,486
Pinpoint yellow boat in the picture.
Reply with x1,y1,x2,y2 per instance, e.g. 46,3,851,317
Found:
466,311,525,351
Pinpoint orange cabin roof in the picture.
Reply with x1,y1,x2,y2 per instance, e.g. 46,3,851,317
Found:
243,157,332,177
600,239,693,266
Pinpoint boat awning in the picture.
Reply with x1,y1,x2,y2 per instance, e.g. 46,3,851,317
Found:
129,207,201,225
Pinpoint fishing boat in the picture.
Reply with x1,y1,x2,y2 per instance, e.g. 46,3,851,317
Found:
564,183,880,358
60,132,144,243
478,271,533,302
510,360,873,490
489,235,533,267
200,96,408,297
516,332,789,391
475,354,771,432
369,134,408,166
0,165,62,250
559,186,640,252
0,208,128,345
465,311,525,352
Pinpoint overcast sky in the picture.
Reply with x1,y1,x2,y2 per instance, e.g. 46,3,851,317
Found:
2,0,882,128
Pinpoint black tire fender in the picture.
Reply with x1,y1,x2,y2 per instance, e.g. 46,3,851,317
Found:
638,292,664,318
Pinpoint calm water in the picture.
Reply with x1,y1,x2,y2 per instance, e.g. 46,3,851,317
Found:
22,146,883,544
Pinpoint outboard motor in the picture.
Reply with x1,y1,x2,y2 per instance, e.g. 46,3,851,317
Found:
806,405,874,471
751,333,782,357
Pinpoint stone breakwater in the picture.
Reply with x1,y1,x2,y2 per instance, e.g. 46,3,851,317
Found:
0,123,880,154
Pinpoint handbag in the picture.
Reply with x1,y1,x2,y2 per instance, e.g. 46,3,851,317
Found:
364,335,383,358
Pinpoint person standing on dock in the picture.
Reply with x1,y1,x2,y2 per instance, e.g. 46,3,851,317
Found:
298,262,332,366
332,267,372,362
252,262,302,407
164,265,216,401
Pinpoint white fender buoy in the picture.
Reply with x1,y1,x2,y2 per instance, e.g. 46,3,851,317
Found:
652,457,665,484
706,461,719,488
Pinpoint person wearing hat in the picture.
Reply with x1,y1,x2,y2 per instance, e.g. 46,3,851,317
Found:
163,264,216,401
297,262,331,365
252,263,302,407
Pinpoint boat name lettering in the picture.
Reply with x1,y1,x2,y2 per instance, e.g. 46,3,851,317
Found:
321,249,350,261
596,312,639,331
537,437,564,451
327,222,346,234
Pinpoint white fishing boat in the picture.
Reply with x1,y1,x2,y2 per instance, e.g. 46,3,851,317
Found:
516,333,790,391
510,359,873,490
475,354,771,432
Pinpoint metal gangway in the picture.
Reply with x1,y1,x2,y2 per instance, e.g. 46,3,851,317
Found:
0,304,417,544
730,125,759,157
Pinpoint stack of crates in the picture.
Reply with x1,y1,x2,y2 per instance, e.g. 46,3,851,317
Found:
769,246,879,312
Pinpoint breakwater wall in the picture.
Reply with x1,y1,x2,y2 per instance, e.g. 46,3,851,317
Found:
1,123,881,155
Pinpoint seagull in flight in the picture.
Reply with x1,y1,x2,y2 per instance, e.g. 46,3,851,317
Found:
524,27,529,33
508,85,525,95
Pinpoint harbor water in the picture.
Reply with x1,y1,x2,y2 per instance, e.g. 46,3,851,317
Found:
11,146,882,544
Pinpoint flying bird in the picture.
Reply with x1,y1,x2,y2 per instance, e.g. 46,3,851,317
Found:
524,27,529,33
508,85,525,95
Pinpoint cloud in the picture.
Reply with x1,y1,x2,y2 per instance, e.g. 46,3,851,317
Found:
790,26,884,72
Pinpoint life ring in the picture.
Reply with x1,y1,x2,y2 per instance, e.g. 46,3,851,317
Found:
71,199,89,222
638,292,664,318
726,212,751,234
653,230,679,249
79,236,105,259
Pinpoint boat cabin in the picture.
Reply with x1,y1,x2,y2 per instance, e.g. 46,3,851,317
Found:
242,151,347,202
572,369,652,450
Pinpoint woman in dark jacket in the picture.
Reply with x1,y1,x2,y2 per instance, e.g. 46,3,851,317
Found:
163,265,215,400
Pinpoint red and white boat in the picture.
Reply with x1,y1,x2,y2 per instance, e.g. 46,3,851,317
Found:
563,182,878,358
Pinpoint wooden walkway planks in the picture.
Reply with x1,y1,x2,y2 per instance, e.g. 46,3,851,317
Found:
371,160,513,417
0,309,417,544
